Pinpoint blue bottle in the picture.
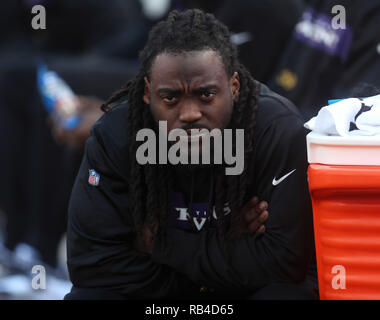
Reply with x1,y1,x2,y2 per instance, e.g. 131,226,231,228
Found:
37,63,81,130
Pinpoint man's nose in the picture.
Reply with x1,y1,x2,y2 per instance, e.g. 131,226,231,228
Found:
178,101,202,123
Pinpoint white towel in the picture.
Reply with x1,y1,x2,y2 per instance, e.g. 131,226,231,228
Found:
304,94,380,136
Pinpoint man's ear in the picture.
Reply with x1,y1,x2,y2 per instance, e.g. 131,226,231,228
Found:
143,77,150,105
230,72,240,102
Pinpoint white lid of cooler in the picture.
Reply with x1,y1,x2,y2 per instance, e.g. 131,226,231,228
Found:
306,131,380,165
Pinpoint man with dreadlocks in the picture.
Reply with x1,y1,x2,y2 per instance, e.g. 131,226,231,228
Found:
65,9,318,300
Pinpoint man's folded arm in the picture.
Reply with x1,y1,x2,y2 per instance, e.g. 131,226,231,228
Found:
152,116,315,293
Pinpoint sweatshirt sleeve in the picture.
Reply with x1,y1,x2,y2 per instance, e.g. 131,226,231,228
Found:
66,108,198,298
151,113,314,293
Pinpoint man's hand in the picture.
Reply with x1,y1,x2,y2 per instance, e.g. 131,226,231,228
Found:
134,221,158,255
49,95,104,150
233,196,269,237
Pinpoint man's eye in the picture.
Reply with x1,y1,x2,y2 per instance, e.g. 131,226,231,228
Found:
201,91,215,100
163,96,177,103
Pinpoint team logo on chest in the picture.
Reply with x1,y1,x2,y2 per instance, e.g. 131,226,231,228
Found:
174,204,231,231
176,208,208,231
171,192,231,232
88,169,100,186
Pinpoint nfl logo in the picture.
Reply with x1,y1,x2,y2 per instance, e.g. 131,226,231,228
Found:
88,169,100,186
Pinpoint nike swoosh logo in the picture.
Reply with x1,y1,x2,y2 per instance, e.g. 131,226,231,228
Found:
272,169,296,186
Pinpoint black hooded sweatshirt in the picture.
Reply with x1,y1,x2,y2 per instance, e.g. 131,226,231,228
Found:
66,83,317,299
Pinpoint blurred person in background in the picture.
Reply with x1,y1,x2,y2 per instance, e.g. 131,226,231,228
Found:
268,0,380,121
215,0,305,84
0,0,154,299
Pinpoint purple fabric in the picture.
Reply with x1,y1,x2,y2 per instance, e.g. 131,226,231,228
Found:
293,7,353,61
24,0,49,8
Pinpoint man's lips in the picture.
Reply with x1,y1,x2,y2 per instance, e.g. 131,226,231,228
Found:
180,131,209,142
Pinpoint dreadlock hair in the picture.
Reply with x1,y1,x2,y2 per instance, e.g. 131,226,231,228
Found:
101,9,259,240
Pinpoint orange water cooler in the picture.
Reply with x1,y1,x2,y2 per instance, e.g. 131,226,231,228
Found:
307,132,380,300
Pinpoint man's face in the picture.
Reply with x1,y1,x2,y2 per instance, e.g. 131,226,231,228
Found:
143,50,240,135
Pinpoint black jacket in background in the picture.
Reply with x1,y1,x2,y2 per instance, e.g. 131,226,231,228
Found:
268,0,380,121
